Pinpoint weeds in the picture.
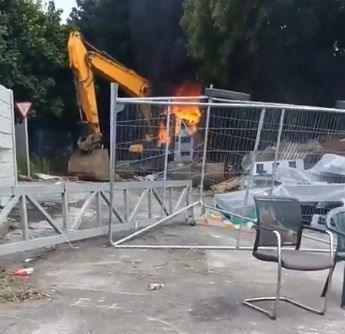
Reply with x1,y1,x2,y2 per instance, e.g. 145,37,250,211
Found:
17,155,67,175
0,271,51,303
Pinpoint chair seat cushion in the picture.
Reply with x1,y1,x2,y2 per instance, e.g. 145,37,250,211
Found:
253,249,333,271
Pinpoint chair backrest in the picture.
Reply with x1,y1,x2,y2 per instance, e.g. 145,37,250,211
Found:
326,207,345,260
254,197,303,247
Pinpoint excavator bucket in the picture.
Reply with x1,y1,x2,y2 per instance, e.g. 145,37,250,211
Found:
68,148,110,181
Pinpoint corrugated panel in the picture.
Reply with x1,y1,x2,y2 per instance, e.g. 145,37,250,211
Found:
0,132,13,149
0,84,16,186
0,149,13,162
0,115,13,132
0,85,11,104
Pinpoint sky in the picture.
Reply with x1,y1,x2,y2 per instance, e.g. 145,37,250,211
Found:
53,0,76,21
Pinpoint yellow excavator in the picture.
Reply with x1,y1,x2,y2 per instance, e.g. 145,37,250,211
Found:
67,30,151,181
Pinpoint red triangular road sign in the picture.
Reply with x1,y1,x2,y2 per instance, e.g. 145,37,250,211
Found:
16,102,32,119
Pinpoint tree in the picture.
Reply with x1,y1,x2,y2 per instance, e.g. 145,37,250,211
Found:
0,0,76,129
182,0,345,106
69,0,133,66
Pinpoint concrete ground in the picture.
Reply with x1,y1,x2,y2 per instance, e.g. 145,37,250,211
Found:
1,222,345,334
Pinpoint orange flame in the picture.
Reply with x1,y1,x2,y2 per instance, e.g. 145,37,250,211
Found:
172,82,202,135
158,82,202,145
158,122,170,146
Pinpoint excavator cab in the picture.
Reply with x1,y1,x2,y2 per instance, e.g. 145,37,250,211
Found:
67,31,151,181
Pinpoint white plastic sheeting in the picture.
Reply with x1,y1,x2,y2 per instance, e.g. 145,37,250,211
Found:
276,154,345,184
215,154,345,214
308,154,345,177
214,188,269,217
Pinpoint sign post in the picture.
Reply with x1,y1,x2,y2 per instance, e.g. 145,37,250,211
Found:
16,102,32,177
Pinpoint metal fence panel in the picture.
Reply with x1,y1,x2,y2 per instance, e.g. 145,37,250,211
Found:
110,87,344,251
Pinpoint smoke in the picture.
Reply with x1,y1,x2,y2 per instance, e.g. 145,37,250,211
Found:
75,0,197,146
129,0,197,95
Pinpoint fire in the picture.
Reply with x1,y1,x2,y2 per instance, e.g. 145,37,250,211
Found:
158,122,170,146
159,82,202,145
172,82,202,135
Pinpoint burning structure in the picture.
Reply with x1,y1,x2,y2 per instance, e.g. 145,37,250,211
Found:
158,82,202,163
115,81,204,178
115,85,252,186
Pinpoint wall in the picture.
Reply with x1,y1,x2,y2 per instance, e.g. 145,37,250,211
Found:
0,85,17,186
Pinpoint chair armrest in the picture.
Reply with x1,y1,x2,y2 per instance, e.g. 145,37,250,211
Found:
301,225,326,234
254,226,282,263
298,224,334,258
254,225,279,233
325,230,335,259
326,207,345,238
327,226,345,238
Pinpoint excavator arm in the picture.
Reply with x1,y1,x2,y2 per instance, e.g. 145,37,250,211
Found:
68,30,151,149
67,30,151,180
88,51,150,97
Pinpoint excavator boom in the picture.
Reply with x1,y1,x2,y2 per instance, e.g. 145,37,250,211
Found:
67,30,151,181
68,31,100,136
88,51,150,97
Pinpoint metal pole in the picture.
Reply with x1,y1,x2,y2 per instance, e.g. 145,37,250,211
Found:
187,185,194,222
168,186,173,214
108,83,119,238
199,97,212,205
115,99,345,114
112,201,199,246
271,109,285,193
236,109,266,248
148,188,152,219
123,189,129,223
161,102,171,217
20,195,29,240
62,191,69,230
96,191,102,226
120,95,207,101
9,90,18,186
115,245,238,250
24,117,30,177
112,245,332,253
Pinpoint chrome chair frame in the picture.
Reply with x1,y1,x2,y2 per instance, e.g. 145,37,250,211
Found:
243,197,335,320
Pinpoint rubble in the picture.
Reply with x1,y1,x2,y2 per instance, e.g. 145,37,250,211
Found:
18,174,34,181
148,283,164,291
0,272,51,303
33,173,63,181
241,140,321,172
203,209,255,231
0,218,20,239
321,136,345,155
212,177,241,194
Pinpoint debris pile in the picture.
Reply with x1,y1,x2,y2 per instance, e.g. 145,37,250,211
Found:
148,283,165,291
214,142,345,228
212,177,241,194
203,209,254,231
0,271,52,303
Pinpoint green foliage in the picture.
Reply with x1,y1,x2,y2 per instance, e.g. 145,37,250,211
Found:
69,0,133,65
17,155,67,176
182,0,345,105
0,0,76,128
